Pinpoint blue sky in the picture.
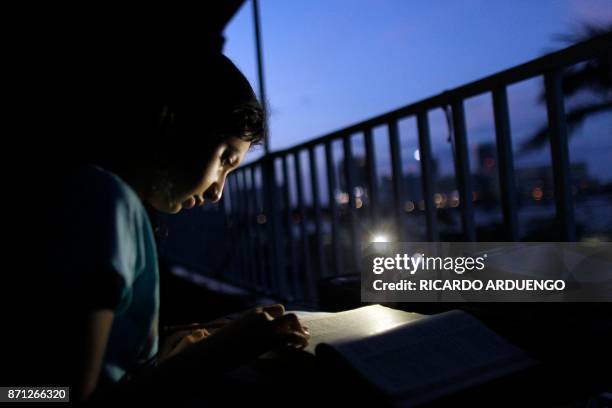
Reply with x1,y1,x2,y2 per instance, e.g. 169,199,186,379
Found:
224,0,611,181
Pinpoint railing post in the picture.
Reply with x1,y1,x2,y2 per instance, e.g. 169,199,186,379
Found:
364,127,378,222
451,101,476,242
261,155,283,296
225,174,238,282
230,174,248,285
239,169,257,288
417,111,439,242
325,141,342,276
252,0,270,154
282,155,299,298
343,135,360,273
250,165,267,291
545,69,576,242
492,87,520,241
309,146,326,282
294,151,313,300
388,120,406,241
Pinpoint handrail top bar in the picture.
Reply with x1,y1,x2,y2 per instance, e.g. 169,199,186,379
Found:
240,32,611,170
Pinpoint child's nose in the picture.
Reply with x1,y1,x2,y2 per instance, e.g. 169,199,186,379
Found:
204,183,222,203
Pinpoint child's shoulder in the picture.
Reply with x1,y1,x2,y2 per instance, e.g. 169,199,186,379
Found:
70,165,144,215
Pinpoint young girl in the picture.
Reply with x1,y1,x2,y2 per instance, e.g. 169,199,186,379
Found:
10,52,309,403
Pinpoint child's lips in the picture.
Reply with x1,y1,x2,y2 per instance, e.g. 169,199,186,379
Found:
183,196,196,209
183,196,205,209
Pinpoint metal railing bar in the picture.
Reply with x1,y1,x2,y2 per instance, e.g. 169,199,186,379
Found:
545,69,576,242
260,157,282,295
451,100,476,241
239,169,257,287
343,135,360,273
325,141,342,276
492,87,520,241
250,165,267,290
237,34,609,169
282,155,299,297
417,111,440,242
294,151,313,300
388,120,406,241
308,146,326,283
364,127,378,222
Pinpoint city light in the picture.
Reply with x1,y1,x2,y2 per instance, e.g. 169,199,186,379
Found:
371,234,390,243
434,193,443,208
336,191,350,204
532,187,543,201
404,200,415,212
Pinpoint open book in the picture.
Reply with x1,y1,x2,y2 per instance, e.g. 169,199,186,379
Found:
293,305,537,406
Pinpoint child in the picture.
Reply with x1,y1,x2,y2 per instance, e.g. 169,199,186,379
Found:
9,51,309,403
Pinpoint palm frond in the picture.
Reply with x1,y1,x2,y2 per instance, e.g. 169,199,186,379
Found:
518,100,612,154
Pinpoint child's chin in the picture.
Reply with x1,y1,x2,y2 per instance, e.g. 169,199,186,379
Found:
155,202,182,214
169,204,182,214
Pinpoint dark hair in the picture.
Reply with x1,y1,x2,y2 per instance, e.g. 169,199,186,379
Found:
157,54,266,146
76,52,266,176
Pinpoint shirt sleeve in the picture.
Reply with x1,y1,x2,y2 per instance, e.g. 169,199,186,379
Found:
63,168,140,311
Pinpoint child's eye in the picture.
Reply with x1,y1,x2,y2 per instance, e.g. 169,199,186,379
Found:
223,154,237,167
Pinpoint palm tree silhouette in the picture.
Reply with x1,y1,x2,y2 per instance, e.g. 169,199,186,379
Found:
519,23,612,153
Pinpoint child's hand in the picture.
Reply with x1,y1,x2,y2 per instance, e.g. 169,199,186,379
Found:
158,328,210,363
203,304,287,332
208,304,310,354
154,305,311,380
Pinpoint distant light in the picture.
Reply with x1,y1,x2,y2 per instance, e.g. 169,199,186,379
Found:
413,149,420,161
532,187,543,201
371,234,390,243
336,192,350,204
404,200,415,212
256,214,267,224
434,193,443,207
450,190,460,207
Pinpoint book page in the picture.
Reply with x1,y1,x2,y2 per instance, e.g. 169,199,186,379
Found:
326,309,536,405
293,305,425,354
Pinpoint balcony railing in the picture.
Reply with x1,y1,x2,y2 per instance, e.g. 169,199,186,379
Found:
218,33,611,305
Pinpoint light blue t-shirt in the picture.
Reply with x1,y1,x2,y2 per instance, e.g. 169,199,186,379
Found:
66,165,160,382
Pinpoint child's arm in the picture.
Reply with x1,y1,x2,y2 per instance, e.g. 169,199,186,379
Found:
74,310,115,402
164,304,289,334
94,307,309,403
156,307,309,378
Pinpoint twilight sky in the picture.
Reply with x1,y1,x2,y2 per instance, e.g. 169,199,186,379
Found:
224,1,611,181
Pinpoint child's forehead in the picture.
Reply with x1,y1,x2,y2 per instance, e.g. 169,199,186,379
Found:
224,137,252,152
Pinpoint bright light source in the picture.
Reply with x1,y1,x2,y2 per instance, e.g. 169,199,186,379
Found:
372,234,390,243
413,149,420,161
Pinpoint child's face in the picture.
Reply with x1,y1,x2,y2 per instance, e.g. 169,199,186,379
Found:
147,136,251,214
